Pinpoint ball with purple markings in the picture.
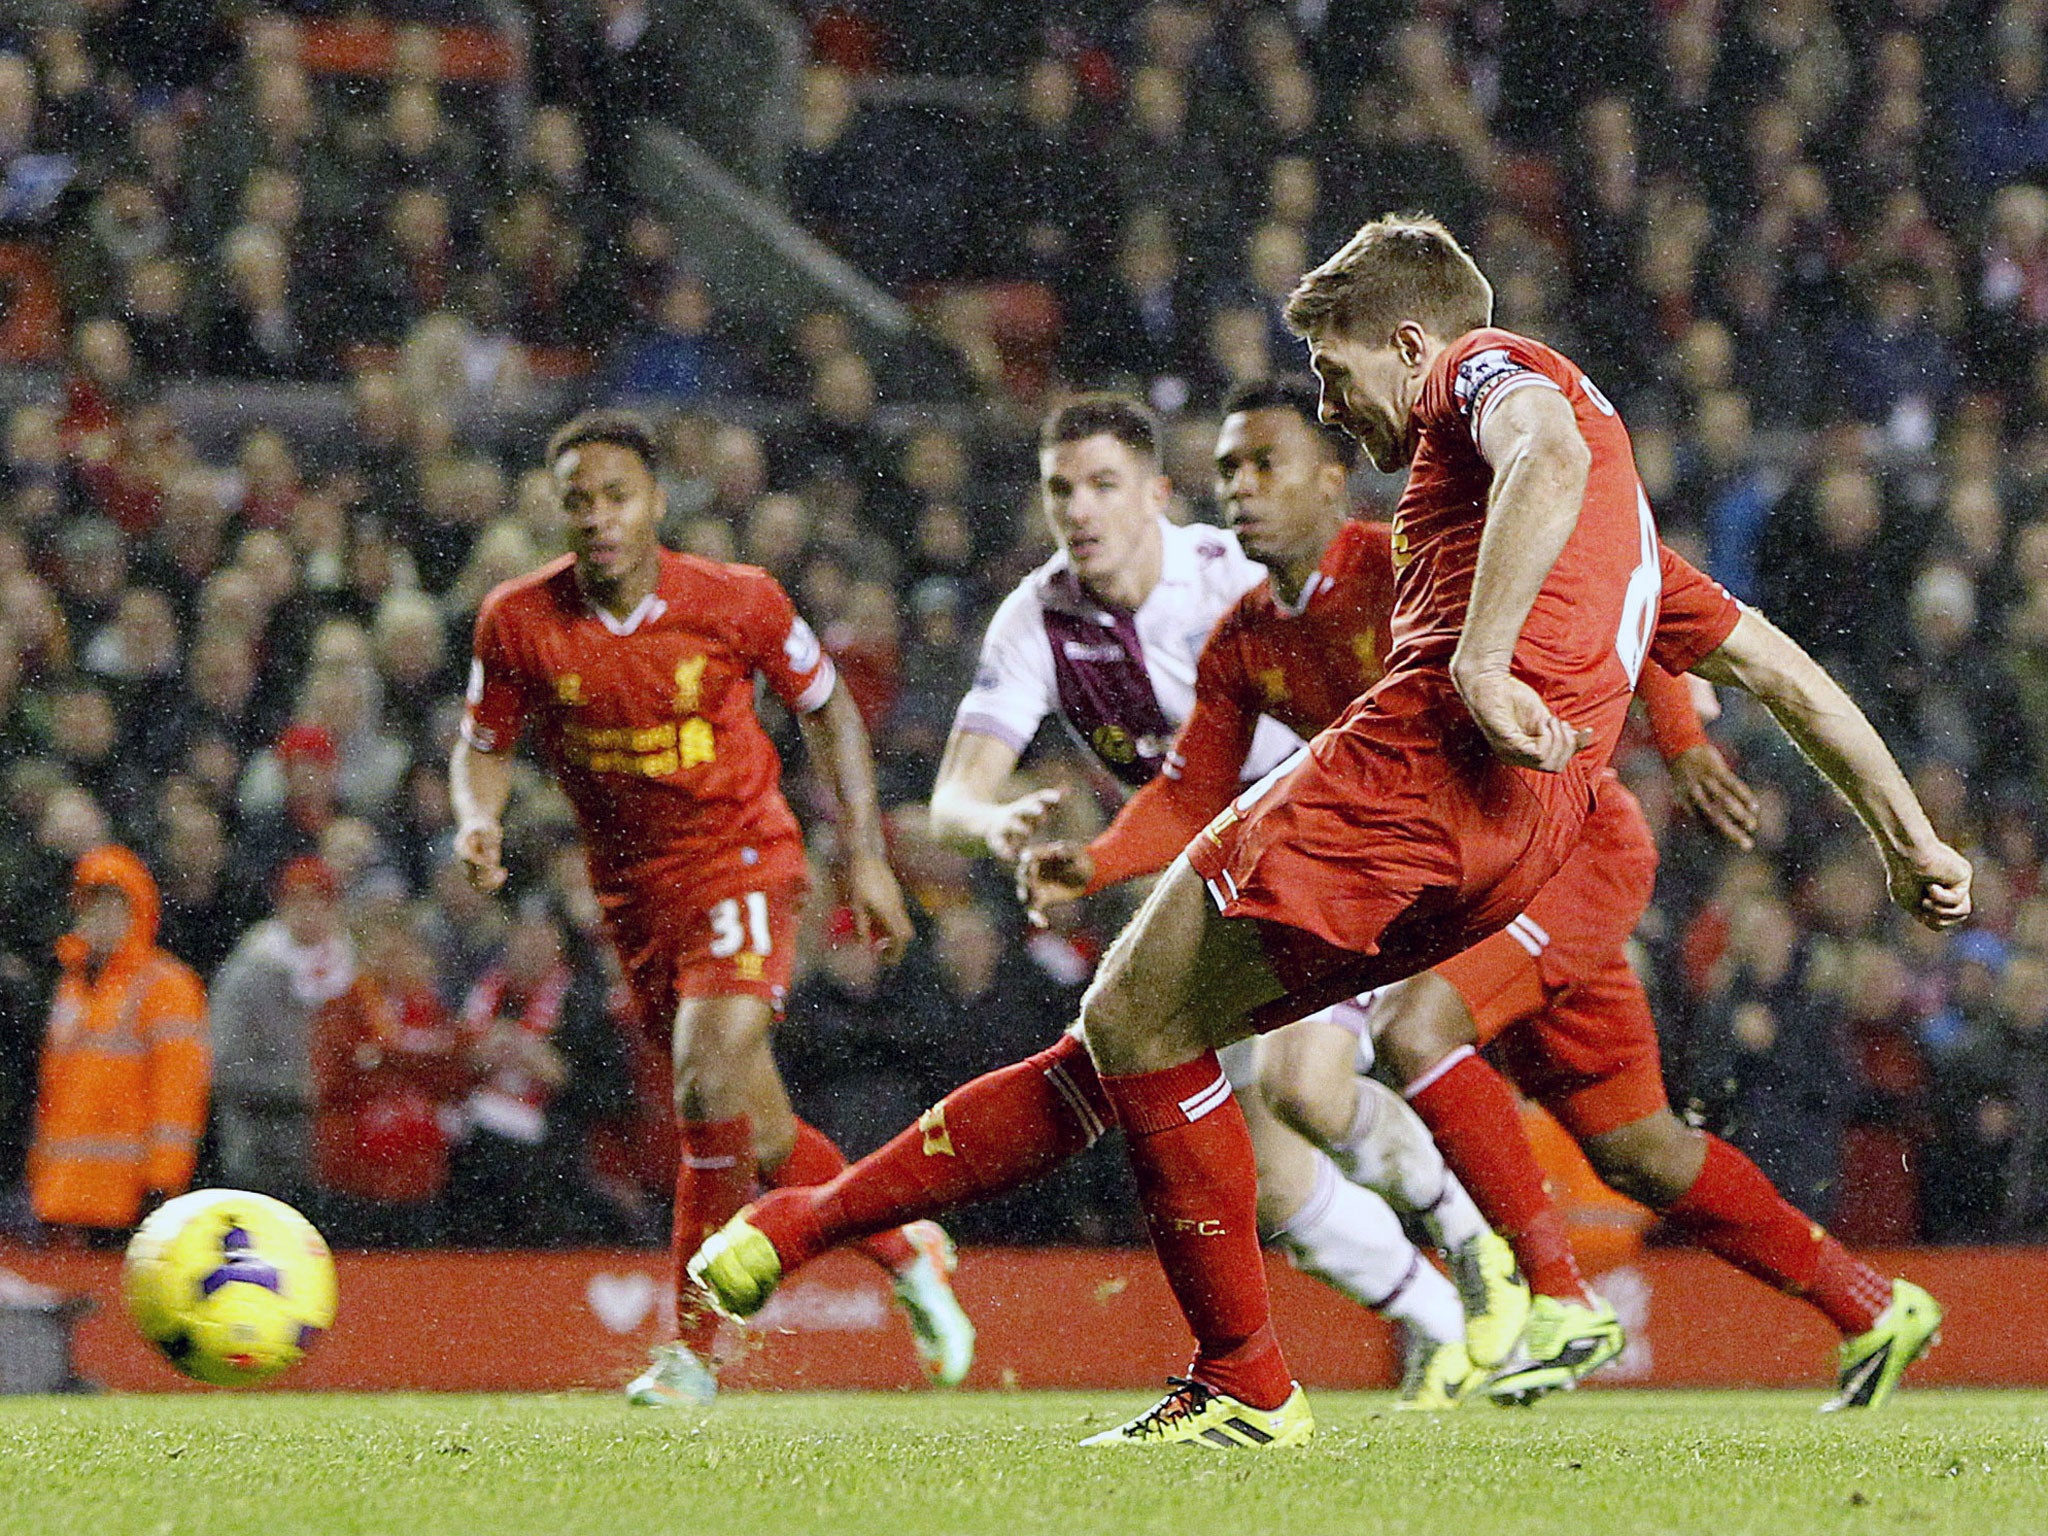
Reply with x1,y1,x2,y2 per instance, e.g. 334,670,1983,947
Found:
123,1189,338,1387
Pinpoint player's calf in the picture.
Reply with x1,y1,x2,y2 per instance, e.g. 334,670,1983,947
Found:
1580,1110,1708,1211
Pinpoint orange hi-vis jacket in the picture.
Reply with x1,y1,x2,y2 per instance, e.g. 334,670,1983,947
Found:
29,845,210,1229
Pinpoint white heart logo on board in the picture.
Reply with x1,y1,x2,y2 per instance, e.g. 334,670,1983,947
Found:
586,1271,658,1334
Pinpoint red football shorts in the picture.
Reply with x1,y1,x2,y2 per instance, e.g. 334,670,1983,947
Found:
1432,777,1668,1139
601,875,804,1040
1187,684,1601,1035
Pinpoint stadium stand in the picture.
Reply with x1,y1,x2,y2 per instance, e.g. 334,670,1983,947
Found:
0,0,2041,1255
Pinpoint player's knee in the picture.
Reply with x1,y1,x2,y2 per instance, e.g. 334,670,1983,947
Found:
1258,1065,1322,1145
1076,966,1178,1070
1583,1114,1702,1209
1376,1011,1459,1085
1372,975,1476,1087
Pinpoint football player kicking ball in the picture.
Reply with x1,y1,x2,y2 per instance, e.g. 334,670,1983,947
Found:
1025,376,1932,1413
696,218,1968,1448
930,394,1509,1402
452,411,972,1406
1017,374,1761,1408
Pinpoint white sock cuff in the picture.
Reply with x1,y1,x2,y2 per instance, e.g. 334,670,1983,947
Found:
1270,1148,1342,1242
1343,1076,1382,1148
1403,1043,1476,1102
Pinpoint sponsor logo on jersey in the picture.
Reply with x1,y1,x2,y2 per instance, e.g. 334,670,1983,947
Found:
561,716,715,776
1350,629,1379,677
1061,640,1128,663
672,655,707,713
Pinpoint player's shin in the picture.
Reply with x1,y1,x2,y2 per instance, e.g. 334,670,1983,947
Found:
1662,1132,1892,1335
1271,1150,1464,1346
672,1116,755,1350
747,1033,1111,1274
1103,1051,1295,1411
1333,1075,1490,1252
763,1117,920,1274
1405,1048,1591,1305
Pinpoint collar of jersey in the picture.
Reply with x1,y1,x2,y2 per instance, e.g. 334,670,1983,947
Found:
587,592,669,636
1041,518,1200,623
1270,569,1329,618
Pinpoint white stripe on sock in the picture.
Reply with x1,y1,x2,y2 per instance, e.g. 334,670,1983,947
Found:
1045,1062,1107,1142
1403,1044,1477,1102
1178,1072,1233,1123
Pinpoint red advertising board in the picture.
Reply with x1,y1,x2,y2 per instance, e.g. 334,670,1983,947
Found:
2,1245,2040,1393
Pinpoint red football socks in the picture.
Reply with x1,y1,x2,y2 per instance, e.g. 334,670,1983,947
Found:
1405,1048,1591,1304
748,1033,1112,1275
672,1115,755,1352
1662,1132,1891,1336
762,1116,919,1274
1102,1051,1294,1412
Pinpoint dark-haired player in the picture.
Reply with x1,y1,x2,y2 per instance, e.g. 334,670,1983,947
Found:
451,411,972,1405
931,393,1501,1391
699,218,1967,1448
1023,376,1920,1409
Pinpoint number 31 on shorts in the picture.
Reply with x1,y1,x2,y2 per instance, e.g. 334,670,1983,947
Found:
709,893,773,959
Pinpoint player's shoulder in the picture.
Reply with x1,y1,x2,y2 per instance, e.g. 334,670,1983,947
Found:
1332,518,1395,576
984,549,1065,635
1440,326,1570,402
476,553,579,630
1167,517,1250,571
1215,569,1277,638
658,546,785,602
1164,519,1264,607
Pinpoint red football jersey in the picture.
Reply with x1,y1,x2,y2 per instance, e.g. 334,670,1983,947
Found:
1389,327,1667,765
1086,518,1722,891
463,549,835,895
1086,520,1394,888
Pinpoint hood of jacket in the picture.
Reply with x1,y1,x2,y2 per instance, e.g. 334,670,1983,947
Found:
56,843,162,971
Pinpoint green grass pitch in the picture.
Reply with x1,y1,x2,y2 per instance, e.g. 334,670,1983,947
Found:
2,1390,2045,1536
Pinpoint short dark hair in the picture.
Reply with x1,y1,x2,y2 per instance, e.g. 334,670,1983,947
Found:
546,409,660,473
1040,393,1161,466
1221,376,1360,471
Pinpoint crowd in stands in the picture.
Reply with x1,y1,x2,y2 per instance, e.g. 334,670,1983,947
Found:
1,0,2045,1254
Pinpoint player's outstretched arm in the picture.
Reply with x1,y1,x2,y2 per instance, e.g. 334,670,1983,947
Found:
450,738,513,893
928,725,1060,862
1454,382,1596,772
797,680,915,963
1637,659,1760,848
1691,608,1972,929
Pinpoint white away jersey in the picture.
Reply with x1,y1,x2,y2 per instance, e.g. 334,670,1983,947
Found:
955,518,1304,788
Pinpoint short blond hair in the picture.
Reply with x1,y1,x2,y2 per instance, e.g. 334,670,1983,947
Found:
1285,214,1492,343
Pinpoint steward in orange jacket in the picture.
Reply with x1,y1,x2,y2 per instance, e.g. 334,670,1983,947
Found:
28,845,210,1230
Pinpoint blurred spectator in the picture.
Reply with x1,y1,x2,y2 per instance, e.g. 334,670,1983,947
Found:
1691,893,1849,1222
309,904,465,1247
27,845,208,1239
208,857,354,1204
153,797,238,979
601,273,736,401
227,723,342,911
445,898,574,1246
